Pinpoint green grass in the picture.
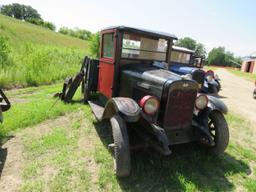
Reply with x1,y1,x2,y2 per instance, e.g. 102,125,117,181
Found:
203,66,220,71
1,84,256,191
20,107,92,191
0,14,88,88
0,83,87,140
228,69,256,82
0,14,87,49
91,112,256,192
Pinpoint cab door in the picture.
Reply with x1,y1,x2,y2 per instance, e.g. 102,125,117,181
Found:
98,31,116,98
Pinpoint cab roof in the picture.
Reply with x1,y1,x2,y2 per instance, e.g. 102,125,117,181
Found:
172,46,195,54
101,26,177,40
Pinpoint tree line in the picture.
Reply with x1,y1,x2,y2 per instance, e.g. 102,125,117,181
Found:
0,3,95,41
0,3,55,31
176,37,241,67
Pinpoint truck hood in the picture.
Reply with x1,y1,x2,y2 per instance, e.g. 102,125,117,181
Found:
169,63,197,75
121,64,181,86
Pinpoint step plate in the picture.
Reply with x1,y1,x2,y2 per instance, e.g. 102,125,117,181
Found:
88,100,104,120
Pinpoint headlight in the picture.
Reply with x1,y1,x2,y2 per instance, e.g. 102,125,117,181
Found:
140,95,159,115
214,74,220,80
206,75,213,82
195,94,208,110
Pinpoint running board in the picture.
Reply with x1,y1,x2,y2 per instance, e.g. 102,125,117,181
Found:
88,100,104,121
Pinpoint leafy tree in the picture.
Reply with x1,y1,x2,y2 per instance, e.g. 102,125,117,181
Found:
195,43,206,59
207,47,226,66
207,47,241,67
176,37,197,50
58,27,92,40
59,27,70,35
89,32,100,58
26,18,44,25
23,5,41,21
0,4,14,17
175,37,206,59
0,3,41,20
43,21,56,31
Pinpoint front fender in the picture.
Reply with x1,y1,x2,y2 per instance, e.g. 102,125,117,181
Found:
102,97,141,122
207,95,228,114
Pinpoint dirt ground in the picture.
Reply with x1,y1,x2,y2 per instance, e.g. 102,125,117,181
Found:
216,68,256,124
0,112,98,192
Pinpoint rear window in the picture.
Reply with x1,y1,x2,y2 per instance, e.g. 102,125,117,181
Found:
102,33,114,58
121,32,168,61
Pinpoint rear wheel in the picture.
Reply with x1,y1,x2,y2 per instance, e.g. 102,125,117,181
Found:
207,111,229,155
110,115,131,177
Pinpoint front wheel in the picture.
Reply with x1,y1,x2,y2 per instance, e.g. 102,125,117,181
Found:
253,88,256,99
110,115,131,177
216,80,221,93
207,111,229,155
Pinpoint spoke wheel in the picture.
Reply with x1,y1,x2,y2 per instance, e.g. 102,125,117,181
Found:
207,111,229,155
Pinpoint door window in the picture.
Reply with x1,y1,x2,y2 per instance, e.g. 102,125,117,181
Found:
102,33,114,58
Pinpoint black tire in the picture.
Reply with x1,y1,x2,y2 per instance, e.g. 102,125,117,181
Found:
110,115,131,177
253,88,256,99
208,111,229,155
216,80,221,92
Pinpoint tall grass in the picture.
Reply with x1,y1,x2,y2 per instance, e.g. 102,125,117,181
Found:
0,42,85,88
0,14,88,88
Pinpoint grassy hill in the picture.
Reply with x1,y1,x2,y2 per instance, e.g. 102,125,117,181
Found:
0,14,89,88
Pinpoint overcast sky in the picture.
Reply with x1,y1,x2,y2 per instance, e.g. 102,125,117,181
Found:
1,0,255,56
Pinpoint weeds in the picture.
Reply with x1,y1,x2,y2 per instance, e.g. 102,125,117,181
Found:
0,14,88,88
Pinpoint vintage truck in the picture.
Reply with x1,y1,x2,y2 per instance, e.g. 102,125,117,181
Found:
170,46,221,94
0,88,11,123
60,26,229,177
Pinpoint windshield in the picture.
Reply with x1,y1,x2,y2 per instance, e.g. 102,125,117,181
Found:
170,51,191,64
121,32,168,61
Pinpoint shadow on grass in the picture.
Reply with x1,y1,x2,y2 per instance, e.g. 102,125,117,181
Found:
0,135,14,179
94,121,250,192
0,147,7,179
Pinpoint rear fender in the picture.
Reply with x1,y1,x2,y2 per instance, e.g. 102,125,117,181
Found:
102,97,141,122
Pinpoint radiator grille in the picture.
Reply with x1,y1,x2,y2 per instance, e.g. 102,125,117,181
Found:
163,83,197,130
